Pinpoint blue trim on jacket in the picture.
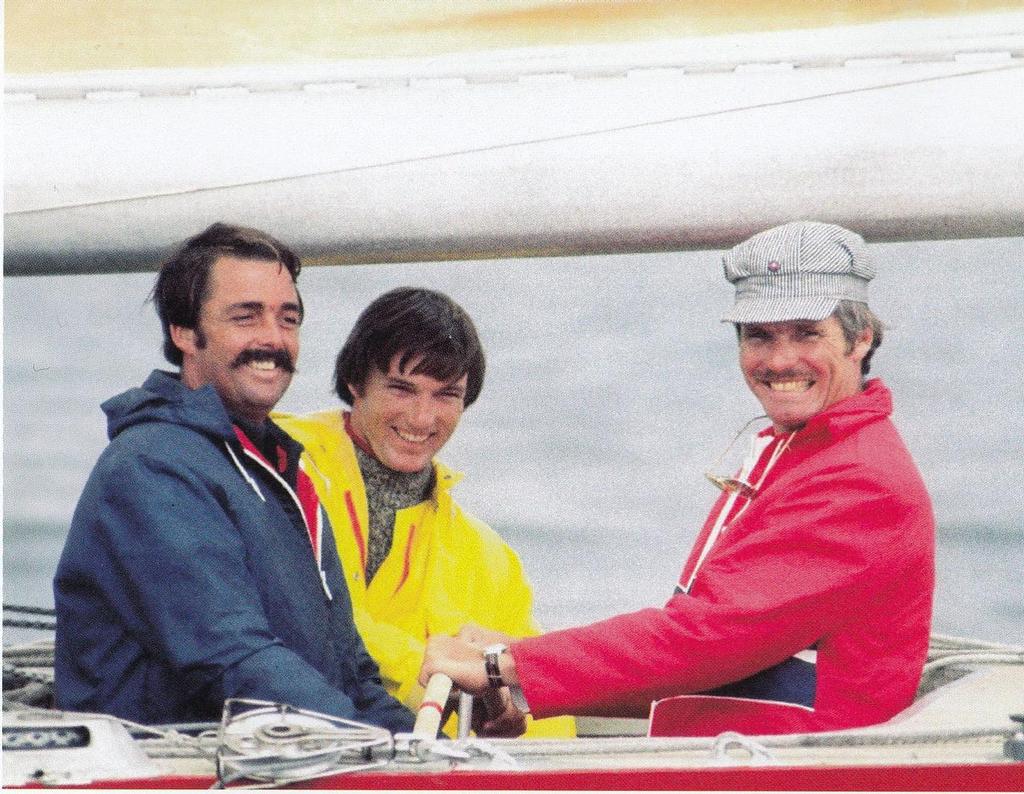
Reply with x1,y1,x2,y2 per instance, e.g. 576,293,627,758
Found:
707,657,817,707
675,584,817,708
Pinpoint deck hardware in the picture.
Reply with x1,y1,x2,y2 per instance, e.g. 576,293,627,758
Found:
710,731,778,766
1005,714,1024,761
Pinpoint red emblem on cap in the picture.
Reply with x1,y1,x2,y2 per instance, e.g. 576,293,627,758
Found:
767,260,781,273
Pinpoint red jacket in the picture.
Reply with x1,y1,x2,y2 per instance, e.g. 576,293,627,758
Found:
512,379,934,733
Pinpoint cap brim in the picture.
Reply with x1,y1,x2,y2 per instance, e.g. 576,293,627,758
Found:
721,296,839,324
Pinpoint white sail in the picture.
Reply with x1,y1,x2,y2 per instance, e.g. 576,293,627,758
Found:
5,10,1024,274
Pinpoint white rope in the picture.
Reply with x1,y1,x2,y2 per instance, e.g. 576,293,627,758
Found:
923,652,1024,675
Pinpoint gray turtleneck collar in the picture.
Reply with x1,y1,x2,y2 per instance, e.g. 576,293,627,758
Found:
354,446,434,582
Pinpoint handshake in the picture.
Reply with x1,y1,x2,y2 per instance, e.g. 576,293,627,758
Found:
419,624,526,738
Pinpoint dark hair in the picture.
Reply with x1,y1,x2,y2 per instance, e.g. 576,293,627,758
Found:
151,222,302,366
334,288,485,408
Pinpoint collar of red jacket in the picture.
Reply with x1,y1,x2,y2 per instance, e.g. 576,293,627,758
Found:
761,377,892,447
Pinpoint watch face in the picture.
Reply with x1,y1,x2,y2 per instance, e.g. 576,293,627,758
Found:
484,643,508,655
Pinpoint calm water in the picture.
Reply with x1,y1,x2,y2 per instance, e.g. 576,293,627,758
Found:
4,239,1022,645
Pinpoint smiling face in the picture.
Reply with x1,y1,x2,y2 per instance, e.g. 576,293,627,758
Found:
348,354,468,473
171,255,301,425
738,316,871,433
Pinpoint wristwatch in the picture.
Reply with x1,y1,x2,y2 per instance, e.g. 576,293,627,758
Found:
483,643,507,688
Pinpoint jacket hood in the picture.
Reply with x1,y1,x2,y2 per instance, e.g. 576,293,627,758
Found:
102,369,236,442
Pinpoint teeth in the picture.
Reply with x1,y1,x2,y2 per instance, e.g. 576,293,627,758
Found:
767,380,812,392
396,429,429,443
249,360,276,371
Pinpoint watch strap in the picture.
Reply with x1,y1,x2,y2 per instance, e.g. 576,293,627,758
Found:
484,643,507,688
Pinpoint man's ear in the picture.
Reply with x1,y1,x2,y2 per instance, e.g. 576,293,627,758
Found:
346,382,363,400
170,324,198,357
850,326,873,363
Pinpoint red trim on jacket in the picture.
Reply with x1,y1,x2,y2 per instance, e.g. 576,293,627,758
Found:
230,425,329,601
393,524,416,596
343,411,376,457
232,426,320,556
294,470,321,560
344,490,367,574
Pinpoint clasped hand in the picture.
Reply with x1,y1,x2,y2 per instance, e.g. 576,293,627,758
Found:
420,624,525,737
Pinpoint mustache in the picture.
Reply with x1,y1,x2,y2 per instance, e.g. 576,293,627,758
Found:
754,369,813,381
231,348,295,373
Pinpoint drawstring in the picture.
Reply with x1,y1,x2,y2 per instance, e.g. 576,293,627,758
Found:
302,451,332,495
297,455,335,600
225,441,266,502
231,436,333,602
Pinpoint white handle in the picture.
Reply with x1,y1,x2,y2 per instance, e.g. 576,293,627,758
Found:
413,673,453,738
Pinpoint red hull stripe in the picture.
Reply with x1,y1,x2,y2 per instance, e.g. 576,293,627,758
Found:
344,490,366,574
19,762,1022,790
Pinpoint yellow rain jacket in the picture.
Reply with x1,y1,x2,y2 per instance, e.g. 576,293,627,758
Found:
273,409,574,738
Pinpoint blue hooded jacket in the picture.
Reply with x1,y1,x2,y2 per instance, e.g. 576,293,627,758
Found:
54,370,415,731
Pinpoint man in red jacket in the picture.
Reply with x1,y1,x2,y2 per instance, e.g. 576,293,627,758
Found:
420,221,935,736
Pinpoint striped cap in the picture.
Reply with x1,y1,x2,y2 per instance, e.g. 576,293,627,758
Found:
721,221,875,323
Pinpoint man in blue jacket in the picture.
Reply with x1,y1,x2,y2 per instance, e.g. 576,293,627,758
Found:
53,223,414,732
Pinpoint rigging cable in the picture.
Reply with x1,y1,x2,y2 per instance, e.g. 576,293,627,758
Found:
3,605,56,631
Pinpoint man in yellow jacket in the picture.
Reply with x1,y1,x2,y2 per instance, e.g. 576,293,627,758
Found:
275,287,573,738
